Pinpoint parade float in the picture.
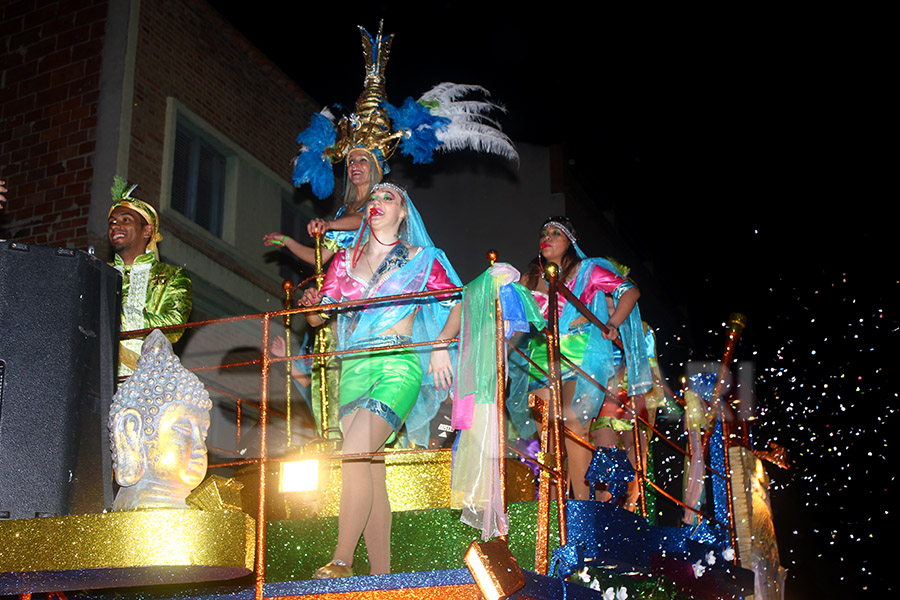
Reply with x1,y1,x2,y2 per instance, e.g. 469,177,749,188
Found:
0,248,785,600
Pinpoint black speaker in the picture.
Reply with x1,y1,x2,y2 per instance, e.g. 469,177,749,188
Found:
0,242,120,519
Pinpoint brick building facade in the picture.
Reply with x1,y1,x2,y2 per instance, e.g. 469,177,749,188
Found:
1,0,319,311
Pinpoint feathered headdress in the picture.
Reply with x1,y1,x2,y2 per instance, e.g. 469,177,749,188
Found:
292,21,518,200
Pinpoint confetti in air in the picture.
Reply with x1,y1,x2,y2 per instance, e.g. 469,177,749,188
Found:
649,268,896,596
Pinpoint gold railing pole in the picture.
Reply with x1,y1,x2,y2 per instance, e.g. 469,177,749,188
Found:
313,232,330,438
283,280,293,447
236,399,242,449
255,316,271,600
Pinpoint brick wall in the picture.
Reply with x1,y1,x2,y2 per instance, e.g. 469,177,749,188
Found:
0,0,108,247
127,0,318,208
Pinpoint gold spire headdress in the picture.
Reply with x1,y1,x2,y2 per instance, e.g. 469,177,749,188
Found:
323,22,402,173
292,21,518,200
109,175,162,259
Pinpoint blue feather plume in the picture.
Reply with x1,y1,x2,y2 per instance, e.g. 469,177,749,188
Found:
384,97,450,164
292,112,336,199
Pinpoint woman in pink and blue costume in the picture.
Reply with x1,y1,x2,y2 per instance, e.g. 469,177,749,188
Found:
510,216,652,500
301,182,461,577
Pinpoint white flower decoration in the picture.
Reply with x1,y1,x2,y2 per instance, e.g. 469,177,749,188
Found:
722,547,735,561
577,567,590,583
616,586,629,600
590,578,601,591
706,550,716,565
692,560,706,578
602,586,615,600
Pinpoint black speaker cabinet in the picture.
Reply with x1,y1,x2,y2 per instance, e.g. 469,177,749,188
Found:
0,242,120,519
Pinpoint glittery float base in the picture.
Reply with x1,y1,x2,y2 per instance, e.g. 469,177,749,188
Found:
267,501,560,581
253,569,601,600
68,569,603,600
0,508,255,594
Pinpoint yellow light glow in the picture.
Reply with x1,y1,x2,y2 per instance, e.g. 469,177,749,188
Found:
755,458,766,482
463,539,525,600
465,546,501,600
280,459,319,492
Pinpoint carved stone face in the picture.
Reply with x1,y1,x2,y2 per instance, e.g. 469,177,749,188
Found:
111,401,210,510
110,329,213,511
145,402,210,491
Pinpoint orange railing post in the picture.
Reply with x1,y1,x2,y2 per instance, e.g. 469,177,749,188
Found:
715,313,747,562
255,315,271,600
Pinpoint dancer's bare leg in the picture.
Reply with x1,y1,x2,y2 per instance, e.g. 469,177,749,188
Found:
560,381,592,500
363,458,391,574
534,381,591,500
618,428,642,512
332,409,393,571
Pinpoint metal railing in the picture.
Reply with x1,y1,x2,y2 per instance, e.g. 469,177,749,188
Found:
117,254,750,596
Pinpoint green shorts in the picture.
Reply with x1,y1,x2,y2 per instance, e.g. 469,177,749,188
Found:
527,328,589,390
339,342,422,443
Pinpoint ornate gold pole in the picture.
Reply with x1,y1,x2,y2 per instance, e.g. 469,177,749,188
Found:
236,399,242,450
313,232,330,438
283,280,293,447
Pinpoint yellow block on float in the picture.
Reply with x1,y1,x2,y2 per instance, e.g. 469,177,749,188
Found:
235,447,536,520
0,508,254,594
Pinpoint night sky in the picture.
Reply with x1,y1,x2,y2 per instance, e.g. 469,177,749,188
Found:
209,3,894,597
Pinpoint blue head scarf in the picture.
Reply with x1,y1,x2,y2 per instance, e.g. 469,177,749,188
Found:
335,183,461,446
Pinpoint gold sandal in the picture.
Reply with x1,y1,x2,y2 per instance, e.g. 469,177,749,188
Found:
313,559,353,579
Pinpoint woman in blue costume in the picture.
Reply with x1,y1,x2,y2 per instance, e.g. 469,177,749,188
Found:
512,217,652,500
262,147,382,262
300,182,461,577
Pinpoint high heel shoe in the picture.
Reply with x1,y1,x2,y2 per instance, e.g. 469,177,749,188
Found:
313,559,353,579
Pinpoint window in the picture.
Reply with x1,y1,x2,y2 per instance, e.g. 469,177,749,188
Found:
171,123,226,237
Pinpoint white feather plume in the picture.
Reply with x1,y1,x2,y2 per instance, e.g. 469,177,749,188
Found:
418,83,518,163
319,106,335,121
